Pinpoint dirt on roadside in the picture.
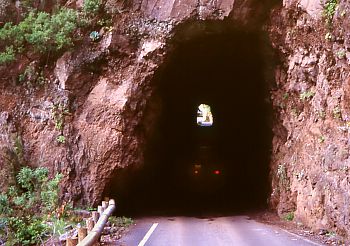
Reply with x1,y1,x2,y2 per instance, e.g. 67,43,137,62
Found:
251,211,349,246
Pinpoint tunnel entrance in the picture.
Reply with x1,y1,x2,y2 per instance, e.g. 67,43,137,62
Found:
108,21,273,216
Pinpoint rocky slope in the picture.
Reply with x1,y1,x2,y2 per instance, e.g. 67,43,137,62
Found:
0,0,350,240
269,0,350,238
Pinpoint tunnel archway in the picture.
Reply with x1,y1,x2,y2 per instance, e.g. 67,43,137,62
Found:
107,21,274,216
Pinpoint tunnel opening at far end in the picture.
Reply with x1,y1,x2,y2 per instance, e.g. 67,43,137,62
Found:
106,21,274,216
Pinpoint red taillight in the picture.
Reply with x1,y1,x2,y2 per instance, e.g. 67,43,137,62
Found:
214,170,220,175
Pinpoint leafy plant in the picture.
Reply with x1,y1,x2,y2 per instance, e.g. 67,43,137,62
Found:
86,206,97,211
0,8,78,63
323,0,338,25
97,18,112,27
333,106,341,119
336,49,346,59
0,167,63,245
49,8,78,50
18,64,46,85
83,0,102,14
55,120,64,131
1,135,25,190
50,218,68,237
326,231,336,237
51,103,69,131
56,135,66,144
108,216,134,228
89,31,100,41
0,46,15,64
282,93,289,100
319,135,326,143
300,90,315,101
283,212,294,221
52,104,68,144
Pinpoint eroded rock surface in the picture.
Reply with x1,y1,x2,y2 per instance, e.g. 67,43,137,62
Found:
269,0,350,238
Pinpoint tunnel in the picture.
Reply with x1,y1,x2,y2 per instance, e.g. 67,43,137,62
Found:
107,21,273,216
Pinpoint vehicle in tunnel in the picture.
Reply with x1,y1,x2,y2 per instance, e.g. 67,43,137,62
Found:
187,145,226,195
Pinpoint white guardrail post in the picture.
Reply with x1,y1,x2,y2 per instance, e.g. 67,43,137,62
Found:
66,199,116,246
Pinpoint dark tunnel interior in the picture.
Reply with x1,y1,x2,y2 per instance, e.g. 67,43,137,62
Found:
107,22,273,216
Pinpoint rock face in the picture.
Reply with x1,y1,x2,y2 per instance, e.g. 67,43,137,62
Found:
132,0,235,21
269,0,350,238
1,0,350,240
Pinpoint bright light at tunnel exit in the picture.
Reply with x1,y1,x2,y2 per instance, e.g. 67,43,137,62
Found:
197,104,213,126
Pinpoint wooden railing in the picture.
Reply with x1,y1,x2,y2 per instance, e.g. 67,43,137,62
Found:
66,199,116,246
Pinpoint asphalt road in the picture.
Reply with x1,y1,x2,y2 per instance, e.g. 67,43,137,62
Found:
116,215,323,246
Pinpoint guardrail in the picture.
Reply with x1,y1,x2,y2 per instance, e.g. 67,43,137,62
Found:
66,199,116,246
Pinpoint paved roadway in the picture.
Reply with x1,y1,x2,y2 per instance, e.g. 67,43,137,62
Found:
116,215,323,246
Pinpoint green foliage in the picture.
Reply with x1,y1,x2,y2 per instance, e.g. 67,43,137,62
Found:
17,167,36,191
326,231,336,237
51,103,69,131
8,217,49,245
13,136,24,163
283,212,294,221
108,216,134,228
89,31,100,41
300,90,315,101
0,194,9,214
0,167,63,245
0,22,19,44
41,173,63,211
51,104,70,144
0,46,15,64
1,135,25,190
18,64,46,85
0,8,78,62
323,0,338,25
51,218,67,236
319,135,326,143
336,49,346,59
55,120,63,130
83,0,102,14
24,9,77,52
49,8,78,50
86,206,97,211
22,12,52,52
19,0,36,14
333,106,341,119
57,135,66,143
97,18,113,27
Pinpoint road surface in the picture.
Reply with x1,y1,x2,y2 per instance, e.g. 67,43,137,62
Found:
116,215,323,246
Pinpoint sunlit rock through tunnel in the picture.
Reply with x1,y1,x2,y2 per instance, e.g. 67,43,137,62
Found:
106,21,274,216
